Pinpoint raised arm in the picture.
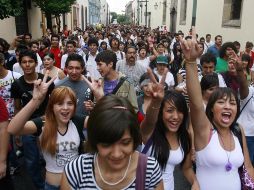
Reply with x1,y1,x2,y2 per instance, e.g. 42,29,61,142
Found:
140,68,166,144
181,27,211,150
231,52,249,99
8,72,55,135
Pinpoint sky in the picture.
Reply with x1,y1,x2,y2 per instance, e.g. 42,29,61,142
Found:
106,0,130,14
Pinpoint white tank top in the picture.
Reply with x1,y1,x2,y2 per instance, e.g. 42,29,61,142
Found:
145,145,184,190
42,120,80,173
162,146,184,190
196,130,244,190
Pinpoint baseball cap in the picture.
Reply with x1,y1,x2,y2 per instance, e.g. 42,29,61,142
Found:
156,55,168,65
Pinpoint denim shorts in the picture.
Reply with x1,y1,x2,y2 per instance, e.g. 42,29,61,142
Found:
44,182,60,190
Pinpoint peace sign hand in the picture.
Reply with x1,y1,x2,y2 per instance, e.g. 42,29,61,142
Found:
229,51,243,72
32,70,55,102
180,27,203,62
147,67,167,102
82,76,104,100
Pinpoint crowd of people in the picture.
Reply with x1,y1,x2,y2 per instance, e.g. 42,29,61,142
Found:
1,24,254,190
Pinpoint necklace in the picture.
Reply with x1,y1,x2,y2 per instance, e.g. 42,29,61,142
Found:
218,132,232,172
95,153,132,186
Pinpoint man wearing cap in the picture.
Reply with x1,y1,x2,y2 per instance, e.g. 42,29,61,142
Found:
153,55,175,89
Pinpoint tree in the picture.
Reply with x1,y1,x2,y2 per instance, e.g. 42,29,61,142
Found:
117,14,131,24
33,0,76,32
0,0,23,19
110,12,117,23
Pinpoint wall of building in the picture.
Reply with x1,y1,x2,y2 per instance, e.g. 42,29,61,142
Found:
0,18,17,43
176,0,254,47
27,3,43,40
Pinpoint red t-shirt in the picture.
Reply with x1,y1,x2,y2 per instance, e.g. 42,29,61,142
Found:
50,47,62,69
0,97,8,122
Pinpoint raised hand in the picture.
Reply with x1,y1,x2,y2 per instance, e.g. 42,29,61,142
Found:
229,51,243,71
32,70,55,101
82,76,104,100
180,27,203,62
147,67,166,101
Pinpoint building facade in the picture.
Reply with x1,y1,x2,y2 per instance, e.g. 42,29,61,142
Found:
0,0,90,43
88,0,101,26
175,0,251,46
100,0,110,26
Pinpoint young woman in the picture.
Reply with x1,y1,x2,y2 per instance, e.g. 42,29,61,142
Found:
7,73,86,190
140,69,199,190
137,72,159,123
137,46,158,69
41,52,66,85
241,53,252,84
183,27,254,190
200,73,219,107
61,95,164,189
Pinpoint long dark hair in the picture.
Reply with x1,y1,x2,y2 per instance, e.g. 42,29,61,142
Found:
206,87,240,137
151,90,191,170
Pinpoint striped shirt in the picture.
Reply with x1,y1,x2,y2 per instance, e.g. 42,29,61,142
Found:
64,153,162,189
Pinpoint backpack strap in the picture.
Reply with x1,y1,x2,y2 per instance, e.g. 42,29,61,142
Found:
240,95,253,115
135,153,148,190
120,51,124,60
111,76,127,94
141,136,153,154
85,54,89,62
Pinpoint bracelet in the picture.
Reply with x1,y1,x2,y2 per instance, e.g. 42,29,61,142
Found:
151,105,161,110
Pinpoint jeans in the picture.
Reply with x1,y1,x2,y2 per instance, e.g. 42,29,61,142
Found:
22,135,44,189
246,136,254,166
44,182,60,190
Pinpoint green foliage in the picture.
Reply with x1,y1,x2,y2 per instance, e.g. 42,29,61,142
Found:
117,14,131,24
0,0,23,19
110,12,117,23
33,0,76,16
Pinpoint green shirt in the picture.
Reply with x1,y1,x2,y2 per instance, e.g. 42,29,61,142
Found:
216,57,228,73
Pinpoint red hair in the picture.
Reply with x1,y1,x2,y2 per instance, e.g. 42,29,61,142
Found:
40,87,76,156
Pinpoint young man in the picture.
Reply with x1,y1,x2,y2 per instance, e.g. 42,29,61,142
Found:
60,40,76,69
50,34,62,69
153,55,175,89
215,42,237,73
11,50,54,189
84,37,101,80
0,53,21,118
56,53,92,117
95,50,138,111
200,52,226,87
0,38,17,71
28,40,43,72
109,37,125,61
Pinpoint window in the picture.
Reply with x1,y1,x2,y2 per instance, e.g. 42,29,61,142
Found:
222,0,243,27
179,0,187,25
